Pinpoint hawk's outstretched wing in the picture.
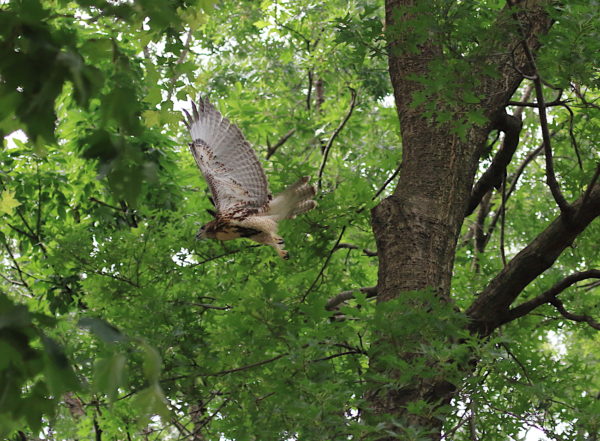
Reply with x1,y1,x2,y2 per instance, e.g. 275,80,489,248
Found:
183,98,270,217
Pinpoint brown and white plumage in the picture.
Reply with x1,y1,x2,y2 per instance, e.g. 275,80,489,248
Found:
183,97,317,259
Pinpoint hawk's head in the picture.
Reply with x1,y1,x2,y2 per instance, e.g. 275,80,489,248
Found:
196,221,217,240
196,224,209,240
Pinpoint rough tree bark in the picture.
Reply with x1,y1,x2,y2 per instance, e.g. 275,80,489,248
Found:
363,1,598,439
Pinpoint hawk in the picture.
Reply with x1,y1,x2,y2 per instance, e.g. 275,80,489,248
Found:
183,98,317,259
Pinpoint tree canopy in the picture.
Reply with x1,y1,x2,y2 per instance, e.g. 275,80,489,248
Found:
1,0,599,440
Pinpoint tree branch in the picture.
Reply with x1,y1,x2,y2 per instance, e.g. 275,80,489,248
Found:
166,28,194,102
582,163,600,207
325,286,377,311
483,143,545,249
499,270,600,325
467,178,600,335
0,234,33,296
334,243,377,257
559,102,583,170
301,227,346,302
507,0,572,215
317,88,357,190
507,99,568,108
549,296,600,331
266,129,296,159
372,162,402,200
466,111,523,216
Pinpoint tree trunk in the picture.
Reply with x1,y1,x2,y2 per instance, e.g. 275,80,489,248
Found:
365,1,554,438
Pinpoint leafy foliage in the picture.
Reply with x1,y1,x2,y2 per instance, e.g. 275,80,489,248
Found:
0,0,599,440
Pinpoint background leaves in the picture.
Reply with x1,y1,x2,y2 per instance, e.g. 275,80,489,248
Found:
1,0,599,440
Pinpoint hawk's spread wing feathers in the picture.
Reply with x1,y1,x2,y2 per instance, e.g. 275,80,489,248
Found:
184,98,270,217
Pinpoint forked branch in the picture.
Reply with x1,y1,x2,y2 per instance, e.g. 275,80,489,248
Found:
467,178,600,335
499,270,600,326
507,0,571,215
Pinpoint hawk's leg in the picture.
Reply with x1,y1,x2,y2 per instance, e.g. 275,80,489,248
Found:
250,232,289,260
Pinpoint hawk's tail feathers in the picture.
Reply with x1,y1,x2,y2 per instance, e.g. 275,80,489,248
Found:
267,176,317,220
291,200,318,218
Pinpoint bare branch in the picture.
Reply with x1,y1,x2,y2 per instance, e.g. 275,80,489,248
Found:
317,88,358,190
315,77,325,112
507,98,568,108
559,102,583,170
306,69,313,110
373,162,402,200
499,169,507,267
0,234,33,296
334,243,377,257
509,2,572,215
499,270,600,325
310,350,365,363
266,129,296,159
483,143,545,248
325,286,377,311
166,28,194,102
301,227,347,302
89,197,122,211
207,353,288,377
572,83,600,110
466,111,522,216
549,296,600,331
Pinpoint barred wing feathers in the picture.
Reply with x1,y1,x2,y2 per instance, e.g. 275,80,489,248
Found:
183,98,270,216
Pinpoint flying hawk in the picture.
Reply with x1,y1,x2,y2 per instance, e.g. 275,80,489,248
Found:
183,98,317,259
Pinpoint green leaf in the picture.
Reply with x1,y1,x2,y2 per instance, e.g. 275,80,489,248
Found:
94,353,127,402
132,383,170,425
140,341,162,383
78,317,126,343
0,190,21,215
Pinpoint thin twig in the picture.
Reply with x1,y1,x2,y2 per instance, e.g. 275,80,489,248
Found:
205,353,288,377
301,227,346,302
559,102,583,170
317,88,358,190
372,162,402,200
334,243,377,257
89,197,122,211
507,98,568,108
190,245,260,266
501,342,533,385
0,234,33,295
166,28,194,102
500,169,507,267
266,129,296,159
483,143,545,249
309,350,365,363
306,69,313,110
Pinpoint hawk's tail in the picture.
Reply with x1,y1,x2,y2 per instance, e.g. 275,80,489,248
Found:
267,176,317,220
